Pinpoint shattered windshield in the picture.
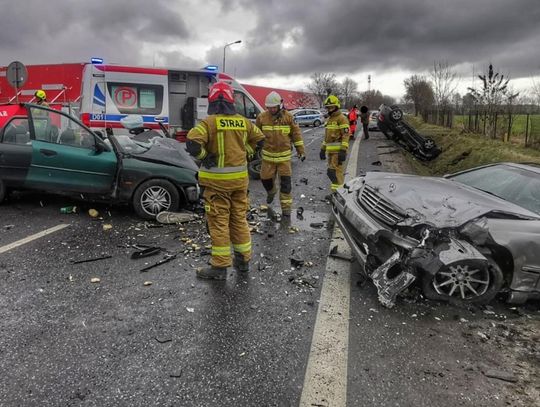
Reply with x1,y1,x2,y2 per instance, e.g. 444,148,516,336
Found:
450,165,540,215
108,135,151,154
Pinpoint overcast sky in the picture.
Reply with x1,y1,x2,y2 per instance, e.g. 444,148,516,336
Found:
1,0,539,98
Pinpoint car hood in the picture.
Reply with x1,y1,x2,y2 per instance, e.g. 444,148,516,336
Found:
133,138,198,172
359,172,540,228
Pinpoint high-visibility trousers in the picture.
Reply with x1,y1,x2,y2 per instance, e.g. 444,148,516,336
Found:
326,153,344,192
260,160,293,213
203,187,252,268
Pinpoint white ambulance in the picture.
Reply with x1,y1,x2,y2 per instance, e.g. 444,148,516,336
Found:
78,63,263,137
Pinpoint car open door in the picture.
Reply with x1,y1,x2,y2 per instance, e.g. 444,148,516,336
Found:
0,114,33,188
26,105,117,194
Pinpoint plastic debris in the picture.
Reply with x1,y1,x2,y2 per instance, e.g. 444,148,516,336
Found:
103,224,113,231
156,211,197,224
60,206,77,214
143,281,153,286
71,255,112,265
186,307,195,313
90,277,101,283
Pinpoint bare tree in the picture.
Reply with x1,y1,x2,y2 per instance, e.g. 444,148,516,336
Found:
306,73,338,107
468,63,519,139
430,60,459,108
403,75,434,116
340,77,358,108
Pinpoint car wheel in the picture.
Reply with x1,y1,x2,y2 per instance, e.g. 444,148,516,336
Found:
133,179,180,219
248,159,261,180
0,179,5,203
313,119,322,127
389,108,403,122
422,259,503,305
423,137,435,150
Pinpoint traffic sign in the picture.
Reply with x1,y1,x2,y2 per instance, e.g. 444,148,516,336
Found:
6,61,28,89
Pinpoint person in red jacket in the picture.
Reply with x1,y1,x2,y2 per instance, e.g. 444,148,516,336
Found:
348,104,358,140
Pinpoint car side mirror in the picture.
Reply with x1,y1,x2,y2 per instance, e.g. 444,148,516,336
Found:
94,140,109,154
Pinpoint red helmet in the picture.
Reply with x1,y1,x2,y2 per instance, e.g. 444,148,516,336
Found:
208,81,234,104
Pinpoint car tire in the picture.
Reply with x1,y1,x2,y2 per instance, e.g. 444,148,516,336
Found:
0,179,5,204
132,179,180,220
389,108,403,122
313,119,322,127
423,137,435,150
248,159,261,180
421,259,503,305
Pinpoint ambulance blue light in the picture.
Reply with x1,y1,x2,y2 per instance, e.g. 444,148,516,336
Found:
204,65,219,71
91,57,104,64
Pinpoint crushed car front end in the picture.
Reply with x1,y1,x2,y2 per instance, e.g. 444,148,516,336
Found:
332,172,540,307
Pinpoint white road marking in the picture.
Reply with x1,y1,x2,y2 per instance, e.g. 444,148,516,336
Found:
300,139,360,407
0,224,70,255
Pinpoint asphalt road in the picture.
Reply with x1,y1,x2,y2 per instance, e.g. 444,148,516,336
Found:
0,127,538,407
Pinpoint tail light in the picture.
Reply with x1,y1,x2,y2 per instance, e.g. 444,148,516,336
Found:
378,114,384,122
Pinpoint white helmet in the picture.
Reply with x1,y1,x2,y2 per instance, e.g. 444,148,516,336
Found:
265,91,282,108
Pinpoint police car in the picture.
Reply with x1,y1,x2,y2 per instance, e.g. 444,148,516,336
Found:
290,109,324,127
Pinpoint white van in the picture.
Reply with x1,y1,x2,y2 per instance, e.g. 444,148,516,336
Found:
79,64,263,137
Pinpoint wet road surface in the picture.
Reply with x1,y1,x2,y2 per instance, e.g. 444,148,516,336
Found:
0,128,538,407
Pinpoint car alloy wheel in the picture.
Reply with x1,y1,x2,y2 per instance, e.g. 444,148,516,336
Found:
390,109,403,122
424,138,435,150
432,263,490,300
313,119,321,127
140,186,172,216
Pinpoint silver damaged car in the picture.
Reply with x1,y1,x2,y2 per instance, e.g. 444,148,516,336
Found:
332,163,540,308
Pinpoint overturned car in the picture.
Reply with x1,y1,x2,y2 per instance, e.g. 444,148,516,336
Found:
332,163,540,307
377,104,441,161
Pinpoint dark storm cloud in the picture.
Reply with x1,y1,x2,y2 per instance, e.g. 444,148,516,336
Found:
0,0,189,65
209,0,540,80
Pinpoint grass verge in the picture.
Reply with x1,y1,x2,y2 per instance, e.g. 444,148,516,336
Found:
402,116,540,176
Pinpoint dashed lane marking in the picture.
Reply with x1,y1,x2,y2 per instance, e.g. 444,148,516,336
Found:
0,224,70,255
299,139,360,407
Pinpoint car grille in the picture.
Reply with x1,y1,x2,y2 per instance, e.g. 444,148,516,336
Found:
358,185,405,226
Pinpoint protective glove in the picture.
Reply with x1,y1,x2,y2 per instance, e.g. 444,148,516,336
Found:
298,153,306,162
319,150,326,160
338,149,347,164
201,153,217,169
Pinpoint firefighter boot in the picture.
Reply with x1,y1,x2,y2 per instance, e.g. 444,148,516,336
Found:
233,253,250,273
196,266,227,280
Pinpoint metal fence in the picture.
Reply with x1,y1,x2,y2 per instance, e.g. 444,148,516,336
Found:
421,108,540,149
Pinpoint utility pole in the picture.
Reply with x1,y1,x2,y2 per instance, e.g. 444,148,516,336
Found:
368,74,371,92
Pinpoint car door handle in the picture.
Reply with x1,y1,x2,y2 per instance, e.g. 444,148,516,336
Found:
39,149,57,157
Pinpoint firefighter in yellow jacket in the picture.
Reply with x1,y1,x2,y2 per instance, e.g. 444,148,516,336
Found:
320,95,350,194
256,91,305,217
187,82,264,280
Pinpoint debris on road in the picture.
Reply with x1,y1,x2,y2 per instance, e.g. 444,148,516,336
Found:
155,336,173,344
483,369,518,383
371,160,382,166
143,281,153,286
90,277,101,283
102,224,113,231
186,307,195,313
88,209,99,218
140,253,177,272
60,206,77,214
3,224,14,230
328,245,353,262
156,211,198,224
309,222,324,229
71,255,112,265
131,246,163,259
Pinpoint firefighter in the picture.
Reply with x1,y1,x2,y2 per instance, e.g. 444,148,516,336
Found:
348,104,358,140
34,90,49,107
256,91,305,218
186,81,264,280
319,95,350,195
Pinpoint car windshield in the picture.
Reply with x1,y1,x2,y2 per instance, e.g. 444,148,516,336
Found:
449,164,540,215
108,135,151,154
